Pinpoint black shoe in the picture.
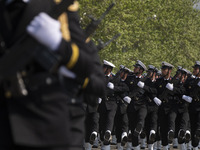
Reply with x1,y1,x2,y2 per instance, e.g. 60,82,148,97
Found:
185,131,191,143
140,131,146,139
92,145,98,148
89,132,97,144
149,132,156,143
128,133,132,142
178,129,185,143
121,135,128,146
103,140,110,145
104,130,111,142
133,123,142,137
168,130,174,143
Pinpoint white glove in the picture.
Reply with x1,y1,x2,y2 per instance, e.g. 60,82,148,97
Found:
123,96,131,104
137,81,145,88
166,83,173,91
27,12,62,50
107,82,114,89
198,81,200,87
182,95,192,103
58,66,76,79
153,97,162,106
98,98,102,104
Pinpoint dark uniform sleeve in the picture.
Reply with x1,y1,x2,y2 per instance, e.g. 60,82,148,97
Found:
55,1,105,97
114,82,129,93
144,78,157,98
172,79,185,95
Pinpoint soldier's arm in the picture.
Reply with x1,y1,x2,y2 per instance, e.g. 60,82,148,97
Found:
55,1,105,96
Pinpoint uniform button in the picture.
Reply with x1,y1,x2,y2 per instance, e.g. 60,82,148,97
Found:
71,98,76,104
46,77,52,85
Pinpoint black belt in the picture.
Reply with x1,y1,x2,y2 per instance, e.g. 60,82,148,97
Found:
27,73,83,104
25,73,59,92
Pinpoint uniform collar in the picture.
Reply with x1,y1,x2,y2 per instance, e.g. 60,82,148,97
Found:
136,75,142,78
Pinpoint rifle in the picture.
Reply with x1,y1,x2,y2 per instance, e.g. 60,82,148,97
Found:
97,33,121,51
85,3,115,38
0,0,74,79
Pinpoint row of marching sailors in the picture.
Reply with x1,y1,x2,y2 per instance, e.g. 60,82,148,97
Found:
84,59,200,150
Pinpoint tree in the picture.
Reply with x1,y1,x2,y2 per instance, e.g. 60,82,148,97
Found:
79,0,200,74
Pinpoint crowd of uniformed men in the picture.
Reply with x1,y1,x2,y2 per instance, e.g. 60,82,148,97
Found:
84,60,200,150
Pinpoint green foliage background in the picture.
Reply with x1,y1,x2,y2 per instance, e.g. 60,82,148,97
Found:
79,0,200,74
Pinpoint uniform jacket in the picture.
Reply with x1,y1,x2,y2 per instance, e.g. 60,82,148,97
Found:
0,0,105,146
172,79,188,113
112,76,129,114
126,75,156,111
144,78,158,111
184,77,200,112
155,77,184,113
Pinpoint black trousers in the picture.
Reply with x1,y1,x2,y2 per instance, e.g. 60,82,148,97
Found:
99,103,117,142
85,111,99,142
159,108,169,146
114,105,128,143
168,111,189,133
145,106,158,144
189,110,200,147
173,111,190,144
128,105,147,147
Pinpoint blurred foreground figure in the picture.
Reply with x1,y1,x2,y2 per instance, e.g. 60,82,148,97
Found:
0,0,105,150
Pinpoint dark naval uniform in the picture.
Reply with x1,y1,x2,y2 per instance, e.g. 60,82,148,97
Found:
143,65,159,145
154,62,184,147
98,60,117,148
112,67,130,146
126,60,156,148
184,61,200,148
0,0,105,150
170,68,190,145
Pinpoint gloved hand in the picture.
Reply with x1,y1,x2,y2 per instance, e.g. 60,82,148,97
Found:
58,66,76,79
107,82,114,89
137,81,145,88
166,83,173,91
98,98,102,104
27,12,62,50
198,81,200,87
182,95,192,103
153,97,162,106
123,96,131,104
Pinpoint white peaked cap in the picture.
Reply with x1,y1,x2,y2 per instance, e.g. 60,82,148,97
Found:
103,60,115,68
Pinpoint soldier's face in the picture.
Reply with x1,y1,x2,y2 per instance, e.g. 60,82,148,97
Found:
161,68,168,76
120,72,128,80
193,67,200,76
133,66,140,74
